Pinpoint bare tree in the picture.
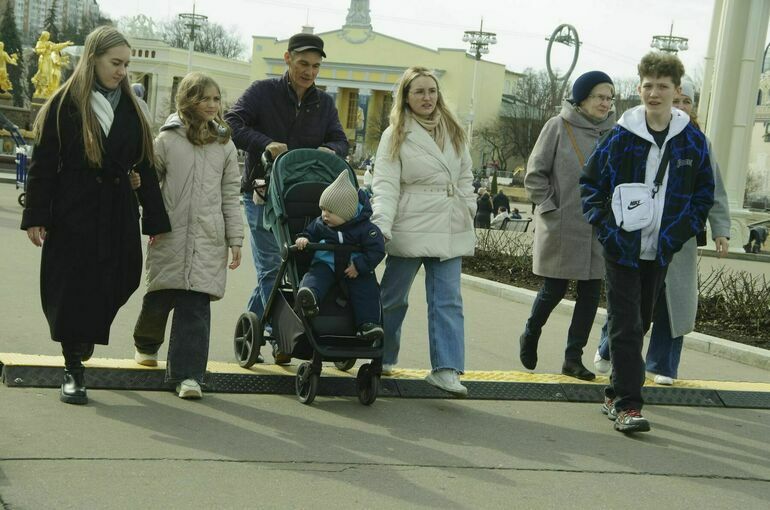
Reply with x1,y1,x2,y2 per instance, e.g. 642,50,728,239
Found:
612,76,640,118
158,18,245,60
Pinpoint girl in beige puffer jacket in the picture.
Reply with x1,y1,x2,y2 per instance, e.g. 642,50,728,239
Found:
132,73,244,400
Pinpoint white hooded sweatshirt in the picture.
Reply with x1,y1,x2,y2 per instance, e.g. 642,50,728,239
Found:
616,105,691,260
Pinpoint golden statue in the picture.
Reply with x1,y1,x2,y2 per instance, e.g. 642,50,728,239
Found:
31,31,73,99
0,41,19,93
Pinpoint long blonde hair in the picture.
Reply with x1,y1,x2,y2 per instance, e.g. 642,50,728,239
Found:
33,26,154,168
175,72,231,145
386,66,467,161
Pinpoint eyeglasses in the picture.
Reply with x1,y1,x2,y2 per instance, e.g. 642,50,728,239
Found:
588,94,615,104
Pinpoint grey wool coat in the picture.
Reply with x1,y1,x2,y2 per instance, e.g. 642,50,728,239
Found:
525,101,616,280
662,139,730,338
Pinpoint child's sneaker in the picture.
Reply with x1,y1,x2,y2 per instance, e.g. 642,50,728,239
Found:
296,287,319,317
357,323,384,342
135,349,158,367
381,364,395,376
593,349,611,375
176,379,202,399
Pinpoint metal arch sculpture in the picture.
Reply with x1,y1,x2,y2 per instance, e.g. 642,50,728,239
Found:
546,24,580,108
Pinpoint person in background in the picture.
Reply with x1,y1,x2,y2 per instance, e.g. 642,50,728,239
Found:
509,207,522,219
132,72,243,400
519,71,616,381
581,53,714,433
475,186,493,228
225,33,348,364
131,82,152,123
593,78,730,386
372,66,476,397
492,189,510,213
21,26,170,405
490,206,511,230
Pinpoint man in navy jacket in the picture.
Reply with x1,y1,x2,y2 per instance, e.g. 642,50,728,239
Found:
225,33,349,363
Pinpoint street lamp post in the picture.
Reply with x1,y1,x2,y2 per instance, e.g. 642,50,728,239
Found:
178,1,208,72
651,23,689,53
463,18,496,144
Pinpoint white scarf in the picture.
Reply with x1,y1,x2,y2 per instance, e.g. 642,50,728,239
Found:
90,91,114,136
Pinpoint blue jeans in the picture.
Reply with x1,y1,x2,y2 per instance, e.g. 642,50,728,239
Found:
243,192,281,323
133,289,211,384
380,255,465,373
596,292,683,379
523,277,602,360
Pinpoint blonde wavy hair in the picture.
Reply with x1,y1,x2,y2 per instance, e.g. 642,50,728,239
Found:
33,26,154,168
386,66,467,161
175,72,231,146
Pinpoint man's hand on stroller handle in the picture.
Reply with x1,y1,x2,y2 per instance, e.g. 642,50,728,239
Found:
265,142,288,159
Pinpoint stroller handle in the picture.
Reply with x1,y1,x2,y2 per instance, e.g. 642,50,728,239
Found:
282,242,362,260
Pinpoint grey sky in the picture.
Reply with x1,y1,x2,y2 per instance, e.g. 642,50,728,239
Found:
99,0,770,81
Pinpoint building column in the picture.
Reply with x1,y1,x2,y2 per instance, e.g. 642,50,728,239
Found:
354,88,371,160
702,0,770,246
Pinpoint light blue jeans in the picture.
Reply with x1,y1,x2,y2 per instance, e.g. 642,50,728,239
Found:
243,192,281,322
380,255,465,373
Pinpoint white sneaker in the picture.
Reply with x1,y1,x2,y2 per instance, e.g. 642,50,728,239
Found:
176,379,202,399
425,369,468,398
135,349,158,367
593,349,611,375
381,364,395,376
653,374,674,386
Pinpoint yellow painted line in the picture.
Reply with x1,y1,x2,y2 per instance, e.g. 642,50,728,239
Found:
2,353,769,393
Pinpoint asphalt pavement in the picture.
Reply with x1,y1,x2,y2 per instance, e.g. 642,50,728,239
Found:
1,183,768,509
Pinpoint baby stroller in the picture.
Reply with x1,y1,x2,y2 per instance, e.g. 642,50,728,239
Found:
0,112,30,207
233,148,383,405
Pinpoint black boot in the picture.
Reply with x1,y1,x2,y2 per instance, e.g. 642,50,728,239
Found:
562,359,596,381
60,367,88,405
519,331,539,370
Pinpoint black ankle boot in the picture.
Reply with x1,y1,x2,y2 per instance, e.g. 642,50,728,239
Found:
519,331,539,370
60,368,88,405
562,359,596,381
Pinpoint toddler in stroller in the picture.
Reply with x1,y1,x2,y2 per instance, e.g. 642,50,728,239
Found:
233,149,385,405
295,170,385,341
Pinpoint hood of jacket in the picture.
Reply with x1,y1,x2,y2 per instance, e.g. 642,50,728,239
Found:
160,112,185,132
560,100,616,131
617,104,690,144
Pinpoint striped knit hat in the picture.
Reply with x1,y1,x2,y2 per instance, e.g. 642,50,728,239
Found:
319,171,358,222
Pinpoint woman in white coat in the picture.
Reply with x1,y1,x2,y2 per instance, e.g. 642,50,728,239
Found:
372,66,476,397
132,73,243,399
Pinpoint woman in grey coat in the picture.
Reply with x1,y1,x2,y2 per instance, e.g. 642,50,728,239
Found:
594,81,730,385
519,71,616,380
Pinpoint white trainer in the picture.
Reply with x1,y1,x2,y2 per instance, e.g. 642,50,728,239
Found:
654,374,674,386
425,369,468,398
381,364,395,376
593,349,611,375
176,379,202,399
134,349,158,367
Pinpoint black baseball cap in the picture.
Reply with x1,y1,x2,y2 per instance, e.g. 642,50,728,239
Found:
287,33,327,57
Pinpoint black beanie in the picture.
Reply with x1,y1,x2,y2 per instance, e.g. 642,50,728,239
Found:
571,71,614,105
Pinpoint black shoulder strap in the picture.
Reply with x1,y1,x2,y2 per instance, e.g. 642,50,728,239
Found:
652,143,672,198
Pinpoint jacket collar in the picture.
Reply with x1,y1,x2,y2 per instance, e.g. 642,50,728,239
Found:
404,116,454,179
618,104,690,145
282,72,319,106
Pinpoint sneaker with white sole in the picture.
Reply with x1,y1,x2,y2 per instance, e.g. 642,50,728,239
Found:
600,396,617,420
614,408,651,433
593,350,611,375
653,374,674,385
425,369,468,398
135,350,158,367
381,364,395,376
176,379,202,399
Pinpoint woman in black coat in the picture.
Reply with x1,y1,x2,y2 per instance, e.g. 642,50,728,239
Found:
474,187,494,228
21,26,170,405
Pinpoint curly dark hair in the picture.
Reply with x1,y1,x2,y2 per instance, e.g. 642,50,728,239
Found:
637,52,685,86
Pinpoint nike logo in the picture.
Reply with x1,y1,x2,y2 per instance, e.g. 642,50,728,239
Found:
627,200,643,210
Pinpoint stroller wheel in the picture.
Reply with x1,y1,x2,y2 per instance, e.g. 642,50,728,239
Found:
296,362,319,405
356,364,380,406
233,312,264,368
333,359,356,372
18,193,25,207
